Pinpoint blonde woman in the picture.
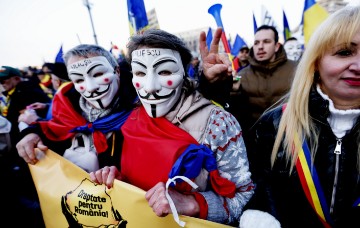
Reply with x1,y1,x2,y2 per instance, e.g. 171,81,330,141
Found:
248,5,360,228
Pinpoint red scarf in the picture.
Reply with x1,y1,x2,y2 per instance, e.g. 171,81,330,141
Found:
121,106,198,191
38,83,108,153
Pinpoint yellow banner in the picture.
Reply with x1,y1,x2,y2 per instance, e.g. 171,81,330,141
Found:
29,149,231,228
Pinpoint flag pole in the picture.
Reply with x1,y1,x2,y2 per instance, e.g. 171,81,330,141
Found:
83,0,98,45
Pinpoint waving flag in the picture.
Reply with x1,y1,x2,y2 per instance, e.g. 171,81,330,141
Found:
206,27,213,50
55,45,64,63
127,0,149,36
283,10,291,41
262,5,278,29
231,35,247,57
302,0,328,45
253,12,258,34
109,42,119,53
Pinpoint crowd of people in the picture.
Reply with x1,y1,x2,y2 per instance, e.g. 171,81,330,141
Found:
0,4,359,228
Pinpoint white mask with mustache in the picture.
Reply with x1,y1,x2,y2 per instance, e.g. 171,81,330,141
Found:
67,56,120,109
131,48,184,118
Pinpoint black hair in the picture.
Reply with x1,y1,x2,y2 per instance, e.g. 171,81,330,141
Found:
126,29,192,68
284,37,298,44
256,25,279,43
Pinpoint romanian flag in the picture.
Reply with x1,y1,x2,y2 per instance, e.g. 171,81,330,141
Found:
127,0,149,36
109,42,119,53
302,0,328,45
283,10,291,41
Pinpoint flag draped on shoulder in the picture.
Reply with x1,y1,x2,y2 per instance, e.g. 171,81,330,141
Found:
283,10,291,41
302,0,328,45
127,0,149,36
55,45,64,63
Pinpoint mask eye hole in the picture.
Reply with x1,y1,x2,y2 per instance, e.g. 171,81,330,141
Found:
93,72,104,78
134,71,146,77
159,70,172,76
74,79,84,84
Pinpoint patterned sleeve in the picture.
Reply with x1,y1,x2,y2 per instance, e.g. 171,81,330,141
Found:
200,108,254,225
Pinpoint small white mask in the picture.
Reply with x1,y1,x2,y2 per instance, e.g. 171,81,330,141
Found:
131,48,185,118
67,56,120,109
284,40,303,61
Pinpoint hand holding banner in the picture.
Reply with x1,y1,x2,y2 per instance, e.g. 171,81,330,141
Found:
29,149,231,228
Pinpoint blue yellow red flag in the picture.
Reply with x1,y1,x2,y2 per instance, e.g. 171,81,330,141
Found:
302,0,328,45
127,0,149,36
283,10,291,41
109,42,119,53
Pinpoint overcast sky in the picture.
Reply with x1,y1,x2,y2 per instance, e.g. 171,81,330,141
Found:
0,0,358,68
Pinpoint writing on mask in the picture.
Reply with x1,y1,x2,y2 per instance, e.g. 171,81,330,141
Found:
133,49,161,57
69,59,92,69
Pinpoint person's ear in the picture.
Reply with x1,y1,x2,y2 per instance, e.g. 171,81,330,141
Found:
14,76,22,82
275,42,281,53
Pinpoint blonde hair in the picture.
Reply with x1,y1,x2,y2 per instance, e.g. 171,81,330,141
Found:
271,5,360,172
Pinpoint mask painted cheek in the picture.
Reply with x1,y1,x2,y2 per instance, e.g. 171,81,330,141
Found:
161,76,182,88
104,77,110,83
76,85,86,92
134,82,141,89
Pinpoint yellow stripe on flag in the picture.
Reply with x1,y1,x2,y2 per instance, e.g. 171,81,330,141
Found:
294,135,326,221
304,4,328,45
